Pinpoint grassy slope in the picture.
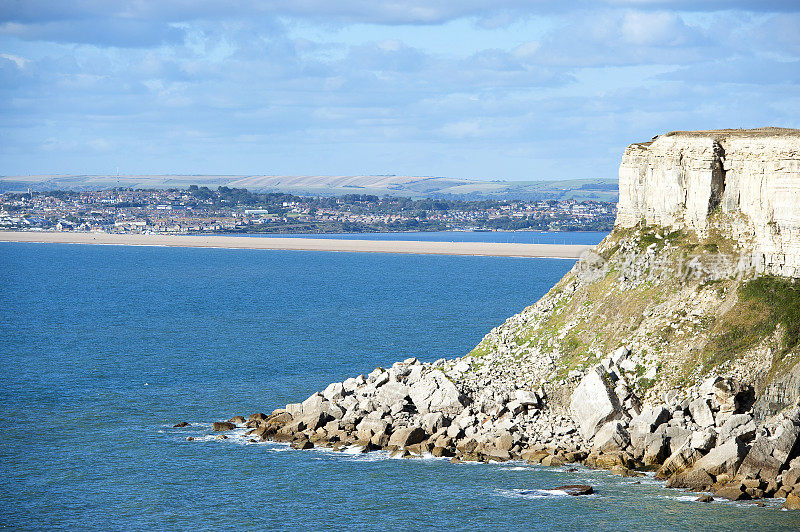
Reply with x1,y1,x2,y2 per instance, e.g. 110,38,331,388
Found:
465,223,800,400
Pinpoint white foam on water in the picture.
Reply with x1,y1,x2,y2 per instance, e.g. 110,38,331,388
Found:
671,495,709,502
499,466,529,471
495,488,594,500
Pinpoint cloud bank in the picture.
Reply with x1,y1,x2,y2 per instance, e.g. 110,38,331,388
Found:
0,1,798,179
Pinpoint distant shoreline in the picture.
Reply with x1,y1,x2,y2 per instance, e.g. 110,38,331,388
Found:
0,231,591,258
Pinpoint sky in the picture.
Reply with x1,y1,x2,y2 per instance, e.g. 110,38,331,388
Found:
1,1,799,181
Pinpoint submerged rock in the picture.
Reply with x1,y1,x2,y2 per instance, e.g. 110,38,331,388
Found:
554,485,594,496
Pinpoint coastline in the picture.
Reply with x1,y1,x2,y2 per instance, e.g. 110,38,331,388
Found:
0,231,591,258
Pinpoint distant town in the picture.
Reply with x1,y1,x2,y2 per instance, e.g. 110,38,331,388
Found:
0,186,616,234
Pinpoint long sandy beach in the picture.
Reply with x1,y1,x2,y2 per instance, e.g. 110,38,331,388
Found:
0,231,591,258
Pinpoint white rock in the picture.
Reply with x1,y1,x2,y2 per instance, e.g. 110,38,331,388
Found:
409,370,466,415
375,381,410,406
569,366,624,439
322,382,344,402
689,398,715,428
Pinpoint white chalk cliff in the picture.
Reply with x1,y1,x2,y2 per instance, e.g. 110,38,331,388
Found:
617,128,800,277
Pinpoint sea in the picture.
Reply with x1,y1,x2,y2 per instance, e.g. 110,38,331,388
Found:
1,232,798,531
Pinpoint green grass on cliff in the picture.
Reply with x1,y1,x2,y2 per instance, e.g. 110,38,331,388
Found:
701,276,800,374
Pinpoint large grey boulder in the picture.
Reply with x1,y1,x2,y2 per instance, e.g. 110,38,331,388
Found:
421,412,447,434
569,367,624,440
691,438,748,477
514,390,540,406
689,398,715,428
356,418,390,440
593,421,630,453
658,440,702,478
322,382,345,402
690,429,716,452
630,405,671,454
388,427,427,448
718,414,756,444
643,433,670,465
409,370,466,415
301,393,325,417
375,381,410,406
632,405,671,432
738,415,800,480
664,426,693,455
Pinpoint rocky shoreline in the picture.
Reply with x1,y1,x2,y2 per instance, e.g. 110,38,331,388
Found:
206,352,800,510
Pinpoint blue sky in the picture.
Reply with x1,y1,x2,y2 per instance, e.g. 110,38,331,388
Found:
1,1,798,180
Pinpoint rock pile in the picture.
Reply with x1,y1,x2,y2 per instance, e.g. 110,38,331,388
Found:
214,354,800,510
220,357,586,464
568,366,800,508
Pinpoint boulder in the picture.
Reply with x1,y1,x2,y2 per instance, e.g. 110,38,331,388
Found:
494,431,515,452
632,405,671,433
228,416,246,425
738,417,800,480
666,468,714,491
173,421,190,428
302,393,325,414
665,426,693,455
431,446,454,458
657,441,702,479
421,412,447,434
592,421,630,453
388,427,427,448
554,485,594,496
356,418,390,440
714,484,750,501
717,414,756,444
541,455,565,467
696,494,713,503
291,440,314,450
483,448,511,462
301,411,332,431
691,438,748,478
690,429,716,452
213,421,236,431
409,371,466,415
782,468,800,488
376,381,411,407
322,382,345,402
285,403,303,418
688,398,715,428
642,433,670,466
784,492,800,510
569,367,624,440
514,390,540,406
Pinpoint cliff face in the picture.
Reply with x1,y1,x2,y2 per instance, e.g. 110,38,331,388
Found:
617,128,800,278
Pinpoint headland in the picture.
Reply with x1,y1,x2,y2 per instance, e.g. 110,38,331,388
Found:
207,128,800,510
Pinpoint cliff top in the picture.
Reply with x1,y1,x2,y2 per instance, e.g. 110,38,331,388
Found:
661,127,800,140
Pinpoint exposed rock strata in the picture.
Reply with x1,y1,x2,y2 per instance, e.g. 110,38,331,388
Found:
617,128,800,278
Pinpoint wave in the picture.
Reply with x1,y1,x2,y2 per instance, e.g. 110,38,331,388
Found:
495,488,597,500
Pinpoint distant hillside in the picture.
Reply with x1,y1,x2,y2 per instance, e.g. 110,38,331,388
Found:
0,174,618,202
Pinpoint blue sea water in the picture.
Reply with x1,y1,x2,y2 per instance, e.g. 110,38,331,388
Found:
1,237,799,531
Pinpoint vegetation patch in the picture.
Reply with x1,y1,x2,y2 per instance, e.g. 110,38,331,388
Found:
701,275,800,373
